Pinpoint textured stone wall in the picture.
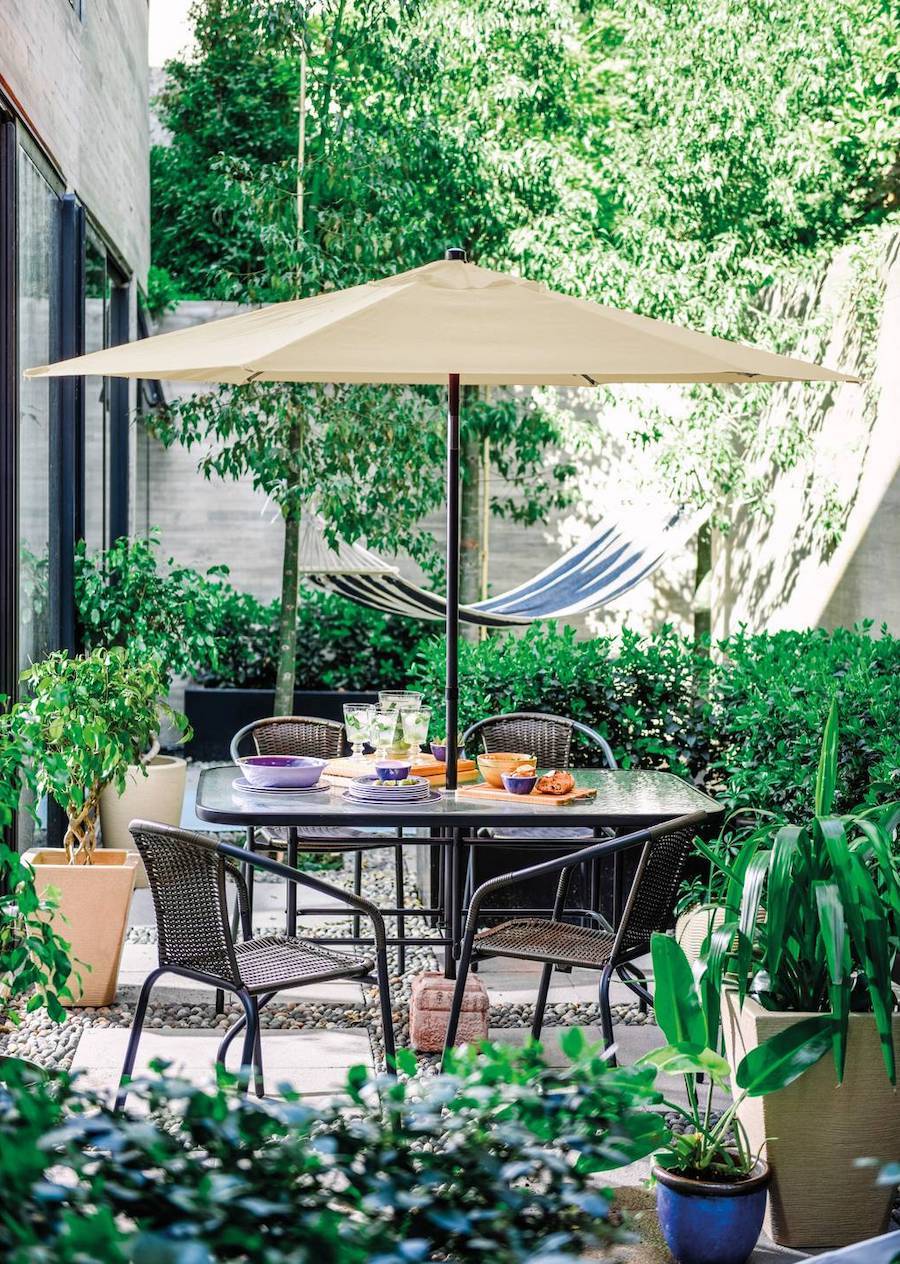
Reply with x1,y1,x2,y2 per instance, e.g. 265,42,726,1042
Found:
0,0,150,279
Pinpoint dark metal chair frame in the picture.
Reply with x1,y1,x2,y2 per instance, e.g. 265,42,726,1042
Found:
230,715,408,972
116,820,396,1110
442,810,708,1064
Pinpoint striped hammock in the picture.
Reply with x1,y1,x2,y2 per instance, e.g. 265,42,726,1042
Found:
300,509,702,628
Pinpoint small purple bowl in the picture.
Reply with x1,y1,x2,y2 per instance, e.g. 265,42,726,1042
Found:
430,743,464,764
239,755,327,789
374,759,412,782
501,771,538,796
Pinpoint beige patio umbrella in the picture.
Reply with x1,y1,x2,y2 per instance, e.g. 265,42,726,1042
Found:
27,252,859,785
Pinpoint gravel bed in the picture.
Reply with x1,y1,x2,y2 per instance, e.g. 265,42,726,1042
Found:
2,848,649,1076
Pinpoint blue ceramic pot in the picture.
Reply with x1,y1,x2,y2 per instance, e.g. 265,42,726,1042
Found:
654,1161,770,1264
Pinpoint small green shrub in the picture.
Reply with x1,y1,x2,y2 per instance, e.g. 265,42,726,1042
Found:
411,621,900,820
0,1037,667,1262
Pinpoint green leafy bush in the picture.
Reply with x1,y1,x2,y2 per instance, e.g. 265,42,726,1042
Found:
412,621,900,818
1,648,185,861
0,1037,667,1262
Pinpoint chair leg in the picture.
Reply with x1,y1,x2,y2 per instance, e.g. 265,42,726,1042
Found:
394,840,406,976
236,991,259,1096
531,962,554,1042
374,944,396,1072
352,850,363,940
599,964,617,1066
441,934,476,1062
114,967,164,1111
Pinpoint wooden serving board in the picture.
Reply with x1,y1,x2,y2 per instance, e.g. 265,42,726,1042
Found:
323,756,478,787
456,781,597,806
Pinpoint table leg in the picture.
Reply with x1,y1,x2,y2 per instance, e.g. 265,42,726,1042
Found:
443,830,457,980
287,827,298,938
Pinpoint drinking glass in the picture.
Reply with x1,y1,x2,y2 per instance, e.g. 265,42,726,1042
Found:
343,703,374,764
370,710,399,761
377,691,423,750
401,706,431,762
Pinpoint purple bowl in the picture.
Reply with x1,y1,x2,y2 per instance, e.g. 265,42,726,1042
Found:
239,755,327,789
501,771,538,796
374,760,412,782
430,743,464,764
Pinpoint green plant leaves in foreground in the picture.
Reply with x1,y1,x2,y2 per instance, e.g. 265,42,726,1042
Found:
735,1015,834,1096
650,933,707,1048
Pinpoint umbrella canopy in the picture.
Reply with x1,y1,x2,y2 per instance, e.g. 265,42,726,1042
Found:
26,253,859,795
27,258,857,386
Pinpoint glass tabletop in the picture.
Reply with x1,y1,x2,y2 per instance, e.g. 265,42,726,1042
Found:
195,764,722,830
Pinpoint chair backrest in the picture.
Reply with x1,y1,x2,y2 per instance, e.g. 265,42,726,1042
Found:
463,711,616,770
613,824,696,957
230,715,345,764
130,820,244,987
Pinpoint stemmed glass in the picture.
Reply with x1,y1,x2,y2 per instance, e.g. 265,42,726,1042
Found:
343,703,374,764
377,690,423,751
370,710,399,761
401,706,431,763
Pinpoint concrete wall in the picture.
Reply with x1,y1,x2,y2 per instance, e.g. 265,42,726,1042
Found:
711,229,900,638
0,0,150,280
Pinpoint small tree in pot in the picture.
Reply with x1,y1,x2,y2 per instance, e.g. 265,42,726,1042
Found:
2,648,187,1006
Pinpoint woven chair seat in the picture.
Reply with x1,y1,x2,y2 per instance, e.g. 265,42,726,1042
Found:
233,935,372,993
474,917,639,970
257,825,389,852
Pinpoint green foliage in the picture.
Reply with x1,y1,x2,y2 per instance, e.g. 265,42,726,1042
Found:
0,1038,668,1262
75,532,230,683
143,264,184,318
697,710,900,1083
642,933,833,1178
0,649,186,861
0,721,74,1026
412,621,900,817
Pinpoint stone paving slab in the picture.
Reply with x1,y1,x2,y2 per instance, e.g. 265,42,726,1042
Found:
70,1025,372,1100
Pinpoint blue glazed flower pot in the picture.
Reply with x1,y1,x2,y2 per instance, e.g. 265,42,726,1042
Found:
654,1161,770,1264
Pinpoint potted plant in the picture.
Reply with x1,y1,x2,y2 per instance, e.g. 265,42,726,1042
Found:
4,647,186,1006
0,743,73,1073
699,701,900,1249
642,934,833,1264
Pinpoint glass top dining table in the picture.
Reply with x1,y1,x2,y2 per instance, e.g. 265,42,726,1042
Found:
195,765,723,831
196,765,723,977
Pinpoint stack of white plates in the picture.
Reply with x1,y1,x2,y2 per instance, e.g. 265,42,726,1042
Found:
346,775,433,804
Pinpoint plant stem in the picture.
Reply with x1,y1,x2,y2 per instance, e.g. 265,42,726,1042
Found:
274,510,301,717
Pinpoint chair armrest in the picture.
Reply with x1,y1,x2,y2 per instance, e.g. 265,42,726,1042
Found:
216,838,389,951
465,810,708,925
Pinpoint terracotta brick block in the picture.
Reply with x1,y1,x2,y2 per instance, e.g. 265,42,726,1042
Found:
408,970,490,1053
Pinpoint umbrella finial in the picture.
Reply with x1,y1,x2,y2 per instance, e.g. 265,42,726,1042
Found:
445,247,467,261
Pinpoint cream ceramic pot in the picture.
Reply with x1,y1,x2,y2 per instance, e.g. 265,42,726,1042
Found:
23,848,138,1006
99,754,187,887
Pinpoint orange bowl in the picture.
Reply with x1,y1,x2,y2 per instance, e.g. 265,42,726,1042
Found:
477,752,536,788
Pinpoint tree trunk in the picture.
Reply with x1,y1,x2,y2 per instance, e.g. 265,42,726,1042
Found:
275,511,301,716
64,786,100,864
693,520,712,646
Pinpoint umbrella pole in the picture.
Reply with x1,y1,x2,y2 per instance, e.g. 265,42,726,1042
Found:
445,372,461,792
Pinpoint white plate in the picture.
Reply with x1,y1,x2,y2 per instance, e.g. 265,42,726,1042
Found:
342,789,442,807
232,777,328,795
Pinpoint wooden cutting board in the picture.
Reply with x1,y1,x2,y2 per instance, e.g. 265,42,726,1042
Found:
323,756,478,787
456,781,597,806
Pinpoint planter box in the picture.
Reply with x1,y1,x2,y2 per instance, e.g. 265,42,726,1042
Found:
723,993,900,1250
184,685,378,761
99,755,187,887
23,849,138,1007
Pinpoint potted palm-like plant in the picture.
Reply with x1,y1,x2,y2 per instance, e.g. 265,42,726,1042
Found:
4,648,186,1006
699,701,900,1250
641,933,832,1264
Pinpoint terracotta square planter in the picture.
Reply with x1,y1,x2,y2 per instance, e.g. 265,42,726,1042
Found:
723,992,900,1250
23,848,138,1007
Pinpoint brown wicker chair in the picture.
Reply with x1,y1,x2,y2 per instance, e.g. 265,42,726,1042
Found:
442,811,707,1065
230,716,407,971
116,820,395,1109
